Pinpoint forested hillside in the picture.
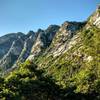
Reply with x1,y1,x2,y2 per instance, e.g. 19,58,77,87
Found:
0,5,100,100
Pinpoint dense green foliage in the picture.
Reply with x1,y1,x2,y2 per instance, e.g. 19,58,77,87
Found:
0,61,62,100
1,60,100,100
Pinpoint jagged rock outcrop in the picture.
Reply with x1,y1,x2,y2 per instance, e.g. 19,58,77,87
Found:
0,33,24,59
17,31,36,62
0,25,60,72
0,5,100,77
12,31,36,68
0,31,36,72
48,21,86,57
0,33,25,72
88,5,100,28
0,37,24,71
28,25,60,60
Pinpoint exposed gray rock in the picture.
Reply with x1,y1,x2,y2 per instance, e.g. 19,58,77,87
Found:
0,37,24,72
47,21,85,57
89,6,100,28
0,6,99,74
28,25,60,60
0,31,36,72
16,31,36,63
0,32,25,59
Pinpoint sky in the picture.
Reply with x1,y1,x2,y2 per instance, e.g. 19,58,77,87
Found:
0,0,100,36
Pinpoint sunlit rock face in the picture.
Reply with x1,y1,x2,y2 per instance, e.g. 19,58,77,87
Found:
48,21,85,57
17,31,36,62
89,5,100,28
0,33,25,59
28,25,60,60
0,33,25,72
0,25,60,72
0,5,100,74
0,31,36,72
93,9,100,28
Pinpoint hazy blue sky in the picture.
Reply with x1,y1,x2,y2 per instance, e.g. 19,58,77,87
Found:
0,0,100,36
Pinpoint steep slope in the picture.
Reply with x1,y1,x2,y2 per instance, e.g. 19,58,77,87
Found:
31,6,100,98
0,25,60,74
0,31,36,73
16,31,36,63
0,33,24,59
0,37,24,72
32,21,86,68
88,5,100,28
28,25,60,60
0,33,25,71
46,21,85,57
0,5,100,100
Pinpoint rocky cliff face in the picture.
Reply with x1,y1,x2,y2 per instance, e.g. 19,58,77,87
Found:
0,33,24,59
88,5,100,28
0,6,100,78
0,25,60,73
16,31,36,62
47,21,85,57
0,31,35,72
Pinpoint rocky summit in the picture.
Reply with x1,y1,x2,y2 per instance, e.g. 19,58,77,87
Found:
0,6,100,100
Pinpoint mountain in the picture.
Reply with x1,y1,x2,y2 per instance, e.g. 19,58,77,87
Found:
28,25,60,60
0,31,35,73
32,5,100,93
0,5,100,100
0,32,24,59
0,25,60,73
